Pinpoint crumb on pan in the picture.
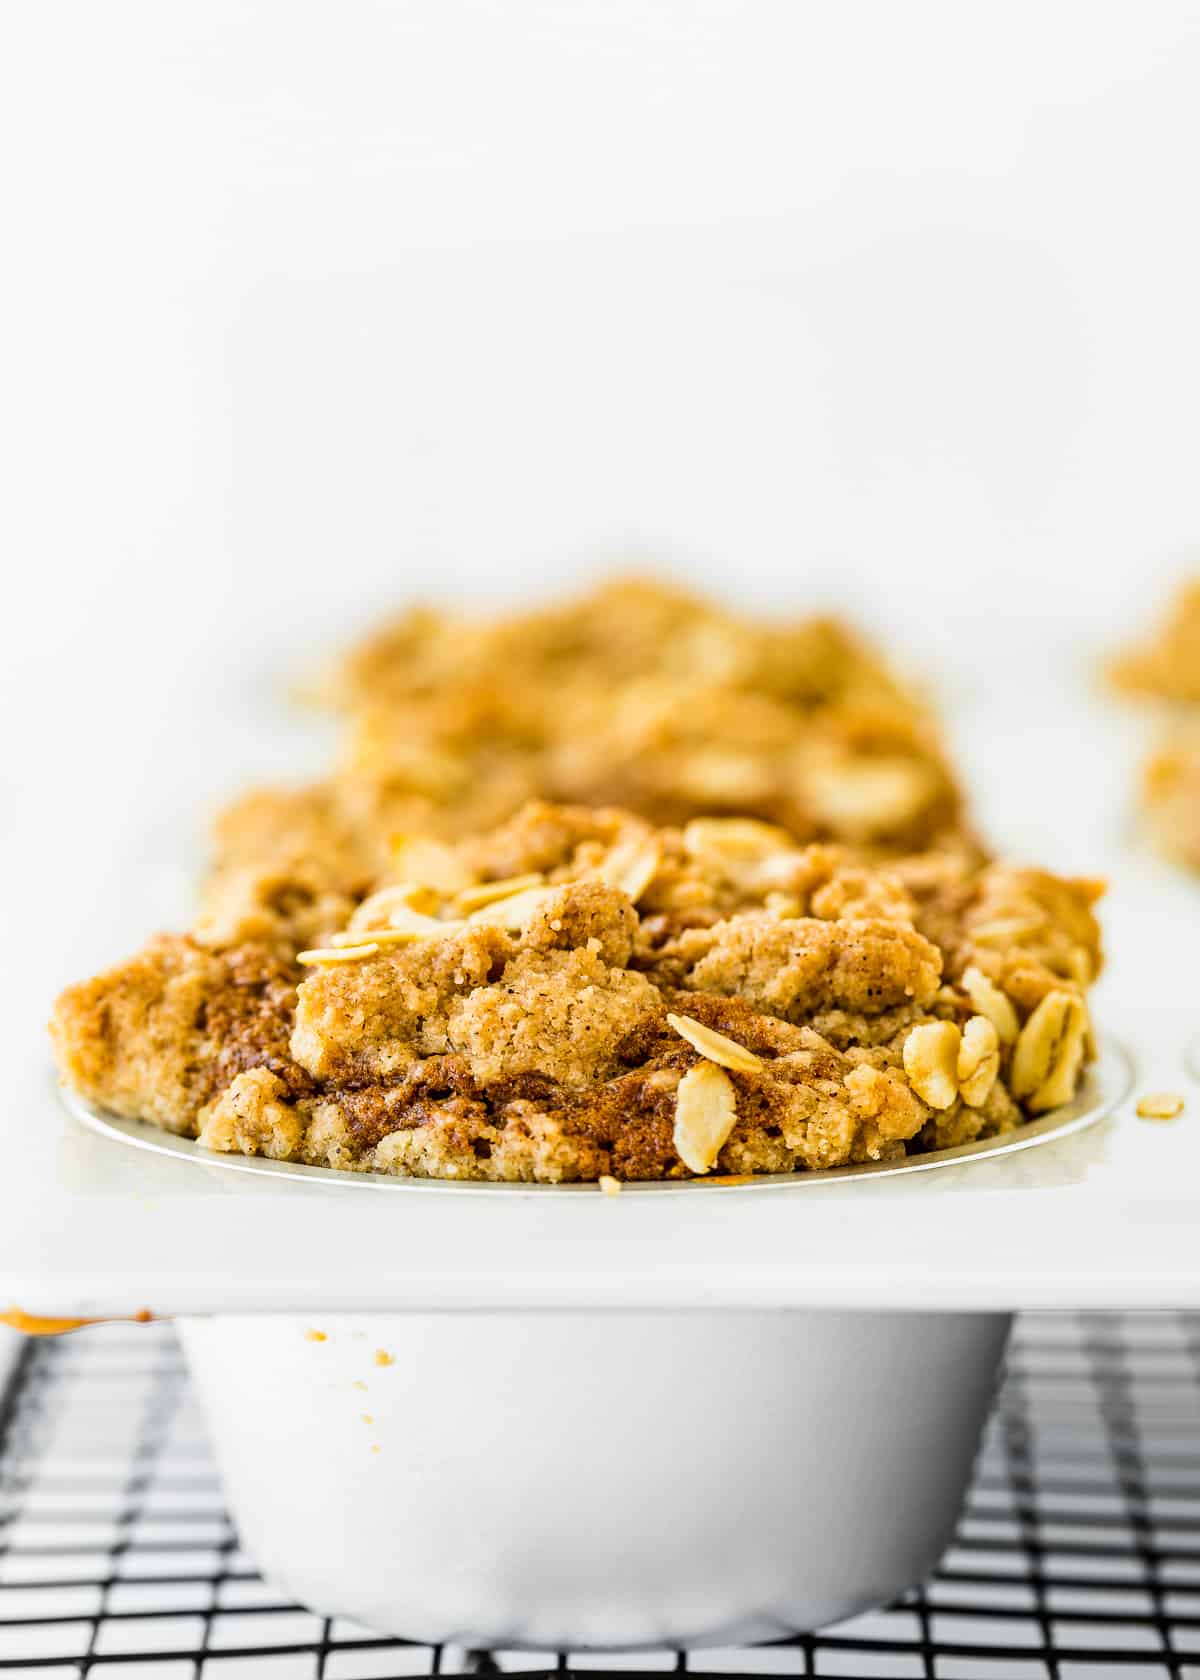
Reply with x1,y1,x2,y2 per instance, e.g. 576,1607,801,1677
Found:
1135,1091,1185,1121
50,802,1103,1184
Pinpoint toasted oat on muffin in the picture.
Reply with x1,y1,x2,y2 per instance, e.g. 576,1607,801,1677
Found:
204,578,966,935
52,803,1103,1183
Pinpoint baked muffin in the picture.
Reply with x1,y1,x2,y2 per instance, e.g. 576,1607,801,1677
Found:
52,803,1103,1184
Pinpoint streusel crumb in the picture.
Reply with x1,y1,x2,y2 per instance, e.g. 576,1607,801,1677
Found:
51,802,1102,1182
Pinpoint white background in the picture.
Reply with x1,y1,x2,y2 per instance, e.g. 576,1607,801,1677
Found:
4,2,1200,672
3,6,1200,1329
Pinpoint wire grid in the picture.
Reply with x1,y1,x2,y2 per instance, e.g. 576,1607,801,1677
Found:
2,1314,1199,1680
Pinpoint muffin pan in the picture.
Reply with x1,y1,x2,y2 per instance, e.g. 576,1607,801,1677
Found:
6,654,1200,1317
61,1048,1125,1194
6,648,1200,1648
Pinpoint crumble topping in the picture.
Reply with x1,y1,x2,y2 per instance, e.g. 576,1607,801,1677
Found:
203,578,966,948
51,802,1103,1183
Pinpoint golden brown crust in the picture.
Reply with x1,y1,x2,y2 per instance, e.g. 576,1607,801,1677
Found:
51,803,1102,1182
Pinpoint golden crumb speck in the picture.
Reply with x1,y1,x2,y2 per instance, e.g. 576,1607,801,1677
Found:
1136,1091,1185,1121
598,1175,621,1196
304,1328,327,1342
371,1444,381,1454
352,1379,367,1391
362,1414,374,1425
374,1349,396,1366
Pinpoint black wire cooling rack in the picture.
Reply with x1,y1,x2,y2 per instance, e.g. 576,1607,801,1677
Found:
2,1314,1199,1680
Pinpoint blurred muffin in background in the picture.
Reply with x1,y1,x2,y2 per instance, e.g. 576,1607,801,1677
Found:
204,577,968,945
1108,575,1200,869
1108,577,1200,703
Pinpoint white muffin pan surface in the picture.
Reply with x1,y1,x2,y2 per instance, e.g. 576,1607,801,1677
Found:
5,658,1199,1318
